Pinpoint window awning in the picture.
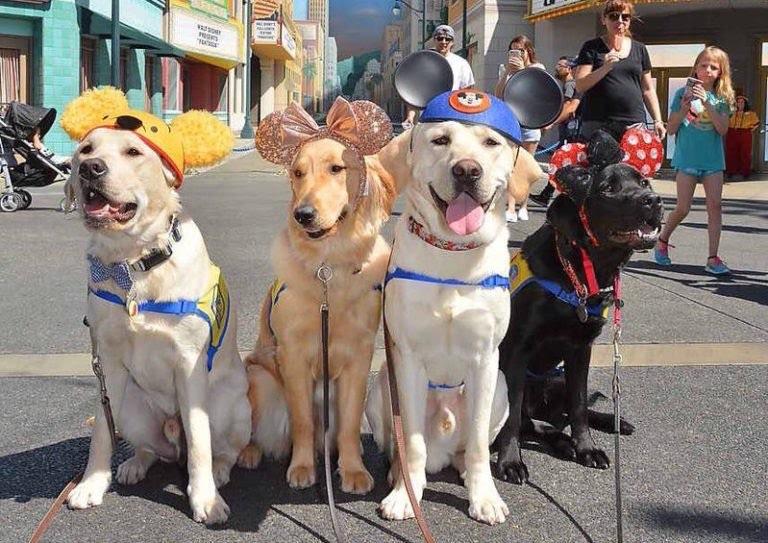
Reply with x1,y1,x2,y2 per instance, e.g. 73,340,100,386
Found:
77,6,185,58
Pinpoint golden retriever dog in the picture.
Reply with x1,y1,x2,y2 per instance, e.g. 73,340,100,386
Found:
61,93,250,525
242,99,394,494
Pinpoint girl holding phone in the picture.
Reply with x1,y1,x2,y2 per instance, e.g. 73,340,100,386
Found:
654,46,734,275
494,35,544,222
573,1,665,141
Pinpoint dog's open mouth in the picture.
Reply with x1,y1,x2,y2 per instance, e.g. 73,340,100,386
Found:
609,222,660,248
429,186,497,236
304,208,348,240
82,186,137,224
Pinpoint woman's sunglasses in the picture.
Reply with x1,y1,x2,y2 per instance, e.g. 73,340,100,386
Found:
435,36,453,43
607,12,632,22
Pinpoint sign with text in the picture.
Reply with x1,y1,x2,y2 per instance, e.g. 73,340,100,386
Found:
170,8,239,61
529,0,589,17
252,20,278,42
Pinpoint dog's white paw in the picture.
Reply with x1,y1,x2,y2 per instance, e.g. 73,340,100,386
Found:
67,473,111,509
236,443,262,470
188,484,230,525
286,462,316,489
379,488,415,520
117,455,152,485
340,467,374,495
212,458,232,489
468,490,509,525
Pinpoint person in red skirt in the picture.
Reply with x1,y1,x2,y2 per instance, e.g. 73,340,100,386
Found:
725,94,759,180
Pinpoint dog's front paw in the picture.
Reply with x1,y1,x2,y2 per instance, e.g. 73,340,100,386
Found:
379,488,415,520
496,457,529,485
340,467,374,495
576,446,610,469
67,473,111,509
212,458,233,489
469,490,509,525
188,485,230,525
117,454,153,485
237,443,263,470
287,462,316,489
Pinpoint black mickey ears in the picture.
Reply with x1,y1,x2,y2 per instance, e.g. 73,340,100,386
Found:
503,68,563,129
587,129,624,170
394,50,454,108
554,165,593,208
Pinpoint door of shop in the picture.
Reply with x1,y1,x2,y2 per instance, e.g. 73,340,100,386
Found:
650,67,691,168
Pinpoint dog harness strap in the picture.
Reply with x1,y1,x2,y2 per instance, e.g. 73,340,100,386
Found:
533,278,606,317
428,380,464,390
385,266,510,290
577,246,600,296
87,263,229,372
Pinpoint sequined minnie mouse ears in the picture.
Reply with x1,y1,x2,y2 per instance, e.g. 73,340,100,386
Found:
254,97,393,166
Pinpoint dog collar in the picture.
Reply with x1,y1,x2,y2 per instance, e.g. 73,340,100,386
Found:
578,206,601,247
408,216,482,251
88,216,181,292
554,232,613,323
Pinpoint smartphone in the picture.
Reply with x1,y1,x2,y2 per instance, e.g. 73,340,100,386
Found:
686,77,705,113
508,49,523,61
686,77,703,88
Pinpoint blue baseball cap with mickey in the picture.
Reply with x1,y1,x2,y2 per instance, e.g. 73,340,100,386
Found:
419,89,523,144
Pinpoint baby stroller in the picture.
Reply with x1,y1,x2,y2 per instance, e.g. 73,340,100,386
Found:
0,102,71,212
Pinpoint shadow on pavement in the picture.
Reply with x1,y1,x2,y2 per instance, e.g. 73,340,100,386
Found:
639,504,768,542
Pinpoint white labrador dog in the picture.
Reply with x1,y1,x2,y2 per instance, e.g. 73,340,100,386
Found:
65,127,250,524
367,119,539,525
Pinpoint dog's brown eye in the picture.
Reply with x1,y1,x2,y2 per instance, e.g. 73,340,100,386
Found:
484,138,500,146
431,136,450,146
330,165,346,174
81,144,92,155
293,169,303,178
127,147,142,157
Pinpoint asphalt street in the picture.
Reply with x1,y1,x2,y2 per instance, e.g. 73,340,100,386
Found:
1,150,767,542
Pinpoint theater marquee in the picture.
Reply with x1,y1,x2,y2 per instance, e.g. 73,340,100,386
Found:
527,0,592,21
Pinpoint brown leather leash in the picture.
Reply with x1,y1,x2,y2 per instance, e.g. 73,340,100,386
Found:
26,472,83,543
381,250,436,543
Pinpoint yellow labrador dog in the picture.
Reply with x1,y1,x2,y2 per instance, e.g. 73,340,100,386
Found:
366,91,544,526
61,91,250,525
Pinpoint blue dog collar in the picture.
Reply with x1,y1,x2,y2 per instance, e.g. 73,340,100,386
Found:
420,89,523,144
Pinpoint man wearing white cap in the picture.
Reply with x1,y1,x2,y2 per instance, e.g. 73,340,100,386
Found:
403,25,475,128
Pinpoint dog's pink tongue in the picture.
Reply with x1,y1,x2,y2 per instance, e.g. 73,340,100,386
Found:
445,192,484,236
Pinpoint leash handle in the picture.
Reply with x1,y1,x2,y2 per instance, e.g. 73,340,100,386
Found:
317,264,347,543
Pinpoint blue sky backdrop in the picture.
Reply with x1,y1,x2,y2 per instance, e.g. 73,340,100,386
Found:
329,0,391,59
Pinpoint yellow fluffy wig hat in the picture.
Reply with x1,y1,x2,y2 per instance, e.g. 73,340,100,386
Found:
60,87,233,188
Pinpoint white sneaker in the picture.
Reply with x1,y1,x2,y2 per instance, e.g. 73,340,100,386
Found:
505,210,518,223
517,207,529,221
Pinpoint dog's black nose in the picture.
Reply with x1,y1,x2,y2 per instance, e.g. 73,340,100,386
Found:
293,205,317,226
451,159,483,187
79,158,108,181
643,193,662,208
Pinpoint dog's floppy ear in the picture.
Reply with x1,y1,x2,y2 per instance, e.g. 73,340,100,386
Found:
547,194,586,244
508,146,543,203
587,129,624,170
394,50,454,108
376,130,412,195
503,68,563,129
553,165,593,208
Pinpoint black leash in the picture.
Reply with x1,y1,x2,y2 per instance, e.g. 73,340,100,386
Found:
317,264,348,543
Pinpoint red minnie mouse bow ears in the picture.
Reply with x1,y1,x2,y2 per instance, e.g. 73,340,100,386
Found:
548,126,664,193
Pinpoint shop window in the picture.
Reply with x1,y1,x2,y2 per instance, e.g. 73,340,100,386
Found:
80,38,95,93
145,56,154,111
216,71,228,113
762,42,768,66
162,57,181,111
0,37,29,103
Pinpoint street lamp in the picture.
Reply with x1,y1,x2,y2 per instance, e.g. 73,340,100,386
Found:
392,0,426,51
240,0,255,139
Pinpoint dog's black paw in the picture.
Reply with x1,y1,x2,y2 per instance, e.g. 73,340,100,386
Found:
552,437,578,461
496,458,529,485
576,447,610,470
619,418,635,435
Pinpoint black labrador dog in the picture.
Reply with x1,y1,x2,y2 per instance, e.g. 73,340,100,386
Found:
495,130,664,484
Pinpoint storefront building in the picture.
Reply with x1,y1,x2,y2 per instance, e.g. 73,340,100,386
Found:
528,0,768,172
162,0,245,128
251,0,302,122
296,19,323,114
0,0,177,154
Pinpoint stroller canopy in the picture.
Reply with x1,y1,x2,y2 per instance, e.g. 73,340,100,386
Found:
2,102,57,140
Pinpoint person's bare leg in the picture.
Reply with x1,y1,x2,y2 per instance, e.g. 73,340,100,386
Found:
659,171,697,244
701,171,724,259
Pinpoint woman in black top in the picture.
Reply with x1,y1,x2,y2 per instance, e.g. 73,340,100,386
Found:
574,0,665,141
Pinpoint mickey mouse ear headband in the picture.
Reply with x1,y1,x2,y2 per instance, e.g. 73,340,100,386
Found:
393,50,563,141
